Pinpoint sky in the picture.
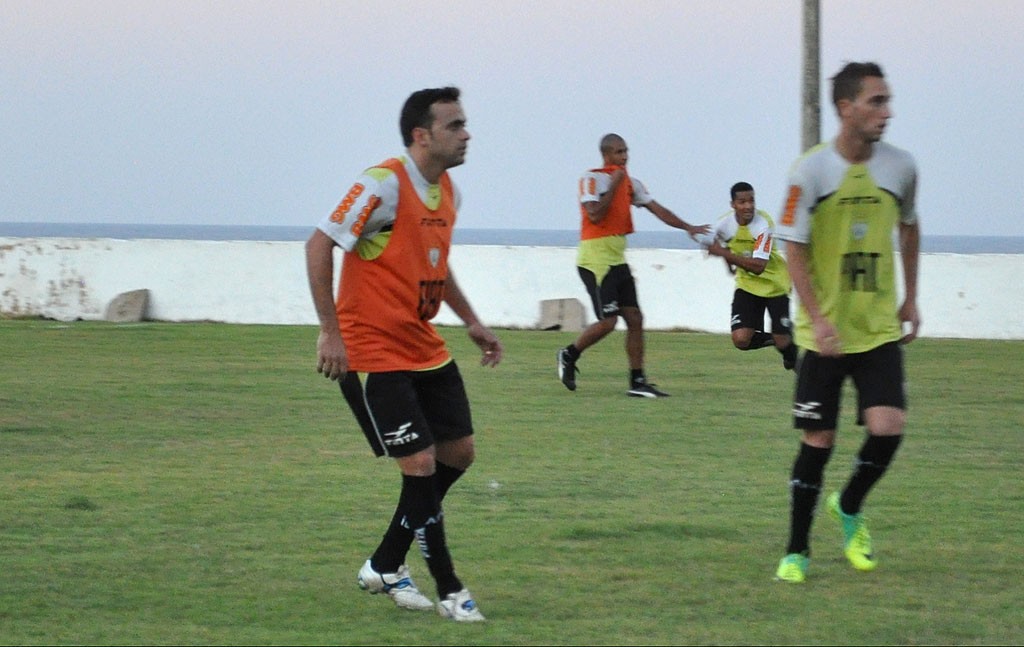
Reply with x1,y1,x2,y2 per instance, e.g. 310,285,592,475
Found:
3,0,1023,237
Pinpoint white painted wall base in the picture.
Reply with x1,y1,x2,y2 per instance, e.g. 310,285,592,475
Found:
1,238,1021,339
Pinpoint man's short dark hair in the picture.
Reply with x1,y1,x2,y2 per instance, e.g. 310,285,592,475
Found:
730,181,754,200
831,62,885,108
599,133,625,154
400,87,461,146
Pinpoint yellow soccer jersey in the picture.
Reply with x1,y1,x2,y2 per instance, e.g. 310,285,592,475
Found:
711,209,791,298
776,141,918,353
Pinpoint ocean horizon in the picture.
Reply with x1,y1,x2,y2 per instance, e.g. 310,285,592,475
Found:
1,222,1022,254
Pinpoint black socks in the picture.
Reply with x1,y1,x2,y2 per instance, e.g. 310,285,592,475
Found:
840,434,903,515
786,442,833,555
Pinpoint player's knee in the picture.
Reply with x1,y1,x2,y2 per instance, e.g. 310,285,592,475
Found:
594,315,618,333
622,308,643,329
864,406,905,436
437,437,476,470
397,449,439,476
731,330,752,349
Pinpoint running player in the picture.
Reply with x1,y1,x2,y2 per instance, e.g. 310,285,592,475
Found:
556,133,709,397
700,181,797,369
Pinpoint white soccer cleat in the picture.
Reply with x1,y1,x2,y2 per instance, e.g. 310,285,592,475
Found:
437,588,486,622
357,559,434,611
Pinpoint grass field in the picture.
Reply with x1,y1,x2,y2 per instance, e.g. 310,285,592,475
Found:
1,320,1021,645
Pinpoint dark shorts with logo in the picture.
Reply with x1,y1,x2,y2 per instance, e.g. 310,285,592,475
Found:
578,264,639,320
793,341,905,430
731,289,792,335
339,360,473,458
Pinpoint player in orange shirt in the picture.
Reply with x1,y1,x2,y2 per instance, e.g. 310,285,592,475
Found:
557,133,709,397
306,87,502,622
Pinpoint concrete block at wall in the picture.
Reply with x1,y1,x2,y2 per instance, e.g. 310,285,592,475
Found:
105,289,150,322
538,298,586,331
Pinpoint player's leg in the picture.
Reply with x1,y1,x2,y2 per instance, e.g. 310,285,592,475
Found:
731,289,774,351
767,294,798,370
557,265,619,391
611,266,666,397
414,362,486,621
829,343,907,571
776,351,844,583
341,371,435,611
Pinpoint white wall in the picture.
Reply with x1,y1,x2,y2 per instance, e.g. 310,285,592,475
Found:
1,237,1022,339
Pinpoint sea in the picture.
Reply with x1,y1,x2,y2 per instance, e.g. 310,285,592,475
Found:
1,222,1022,254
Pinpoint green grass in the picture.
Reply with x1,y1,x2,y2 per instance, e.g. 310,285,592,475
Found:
1,320,1021,645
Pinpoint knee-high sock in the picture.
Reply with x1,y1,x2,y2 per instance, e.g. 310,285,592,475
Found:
739,331,775,350
840,434,903,514
402,476,462,597
786,442,833,556
371,464,465,572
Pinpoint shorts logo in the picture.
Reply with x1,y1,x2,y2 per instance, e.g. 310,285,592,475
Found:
793,401,822,420
601,300,619,315
731,314,742,327
383,422,420,447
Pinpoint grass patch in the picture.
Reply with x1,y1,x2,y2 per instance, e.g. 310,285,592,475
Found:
1,320,1021,645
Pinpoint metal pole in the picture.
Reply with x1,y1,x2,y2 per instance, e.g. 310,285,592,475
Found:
801,0,820,152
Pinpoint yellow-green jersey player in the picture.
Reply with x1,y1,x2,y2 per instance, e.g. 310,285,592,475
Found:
701,181,797,369
771,62,921,585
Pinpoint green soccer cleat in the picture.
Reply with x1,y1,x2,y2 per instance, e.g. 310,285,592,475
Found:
827,492,877,571
774,553,809,583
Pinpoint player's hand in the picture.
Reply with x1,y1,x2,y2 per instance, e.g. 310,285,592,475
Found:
688,225,715,249
467,322,503,367
898,301,921,344
706,240,726,257
688,223,711,238
608,167,627,189
812,317,843,357
316,330,348,381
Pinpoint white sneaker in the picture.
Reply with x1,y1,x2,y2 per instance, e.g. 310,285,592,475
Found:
356,559,434,611
437,588,486,622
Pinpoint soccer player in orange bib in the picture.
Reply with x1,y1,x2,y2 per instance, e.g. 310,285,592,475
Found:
306,87,502,621
556,133,709,397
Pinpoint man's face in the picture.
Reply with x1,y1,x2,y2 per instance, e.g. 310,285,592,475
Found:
424,101,470,168
604,141,629,167
731,190,755,225
843,76,892,143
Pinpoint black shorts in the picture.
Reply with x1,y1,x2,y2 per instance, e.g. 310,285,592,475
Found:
731,289,792,335
578,264,639,320
339,361,474,458
792,342,906,430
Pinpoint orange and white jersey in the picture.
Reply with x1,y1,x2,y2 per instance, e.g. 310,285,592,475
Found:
317,155,463,252
578,169,653,208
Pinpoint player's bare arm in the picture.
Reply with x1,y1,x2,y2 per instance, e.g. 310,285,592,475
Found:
898,220,921,344
305,229,349,380
707,241,768,275
786,240,843,356
583,168,626,224
644,200,709,237
444,269,503,367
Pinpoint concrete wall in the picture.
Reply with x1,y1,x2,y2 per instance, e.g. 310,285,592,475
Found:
1,237,1022,339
